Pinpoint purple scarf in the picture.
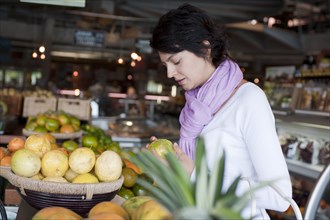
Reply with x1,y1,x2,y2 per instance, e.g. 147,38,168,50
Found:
179,59,243,160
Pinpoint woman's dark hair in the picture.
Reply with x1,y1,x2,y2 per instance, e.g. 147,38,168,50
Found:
150,3,230,67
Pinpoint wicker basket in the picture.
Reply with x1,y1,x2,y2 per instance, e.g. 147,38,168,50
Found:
0,166,123,216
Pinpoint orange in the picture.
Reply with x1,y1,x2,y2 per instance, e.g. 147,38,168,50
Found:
0,155,11,166
36,115,47,126
117,187,135,200
57,147,69,156
70,116,81,129
7,137,25,153
82,135,98,148
60,124,75,133
57,114,70,125
124,159,142,175
62,140,78,152
122,167,137,188
45,118,60,132
43,133,56,144
50,143,59,150
0,147,7,160
132,184,148,196
25,121,38,131
34,126,48,133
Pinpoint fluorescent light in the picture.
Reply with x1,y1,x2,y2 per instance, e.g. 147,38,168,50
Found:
20,0,85,7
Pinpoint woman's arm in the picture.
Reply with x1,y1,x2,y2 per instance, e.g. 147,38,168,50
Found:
242,86,292,212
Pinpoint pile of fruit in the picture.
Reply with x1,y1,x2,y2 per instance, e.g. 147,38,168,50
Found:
81,124,120,154
1,134,123,184
31,195,172,219
24,110,81,134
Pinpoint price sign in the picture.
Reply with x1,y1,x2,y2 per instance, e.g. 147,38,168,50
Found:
74,30,105,47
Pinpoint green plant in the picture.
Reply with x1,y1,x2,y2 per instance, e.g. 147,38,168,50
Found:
131,137,271,219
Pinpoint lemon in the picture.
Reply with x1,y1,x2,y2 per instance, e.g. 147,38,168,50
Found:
72,173,99,183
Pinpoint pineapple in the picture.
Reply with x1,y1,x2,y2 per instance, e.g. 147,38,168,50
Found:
130,137,270,219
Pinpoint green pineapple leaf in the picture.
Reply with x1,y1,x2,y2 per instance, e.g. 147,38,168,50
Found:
165,152,195,206
224,176,241,197
195,137,205,177
132,152,182,209
195,156,209,209
211,204,244,220
208,151,225,207
131,150,195,211
135,177,178,211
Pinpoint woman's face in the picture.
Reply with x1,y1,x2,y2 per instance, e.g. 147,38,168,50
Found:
159,50,215,91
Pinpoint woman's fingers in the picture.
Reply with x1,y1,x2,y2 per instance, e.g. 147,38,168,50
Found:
150,136,157,142
145,136,157,149
173,142,195,176
173,143,185,158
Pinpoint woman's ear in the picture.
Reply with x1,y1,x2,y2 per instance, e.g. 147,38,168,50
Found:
202,40,212,59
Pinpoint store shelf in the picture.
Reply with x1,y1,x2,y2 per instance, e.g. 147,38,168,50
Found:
294,109,330,117
286,159,324,179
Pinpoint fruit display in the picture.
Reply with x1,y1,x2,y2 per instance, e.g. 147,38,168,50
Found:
1,134,123,184
81,124,121,155
23,110,81,136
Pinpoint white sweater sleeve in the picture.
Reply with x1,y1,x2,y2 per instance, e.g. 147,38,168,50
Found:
241,86,292,212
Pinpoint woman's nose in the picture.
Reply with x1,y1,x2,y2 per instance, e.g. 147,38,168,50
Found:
167,66,175,78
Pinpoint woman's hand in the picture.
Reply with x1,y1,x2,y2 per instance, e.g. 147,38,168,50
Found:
173,143,195,176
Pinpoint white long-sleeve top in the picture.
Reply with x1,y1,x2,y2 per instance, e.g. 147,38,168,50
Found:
200,82,292,219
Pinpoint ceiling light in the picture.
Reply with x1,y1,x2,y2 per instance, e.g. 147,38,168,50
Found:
39,45,45,53
131,52,138,60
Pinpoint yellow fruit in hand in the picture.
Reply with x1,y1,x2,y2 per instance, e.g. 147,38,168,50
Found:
148,139,174,158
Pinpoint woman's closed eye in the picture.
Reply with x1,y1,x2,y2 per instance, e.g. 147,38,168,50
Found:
173,60,180,65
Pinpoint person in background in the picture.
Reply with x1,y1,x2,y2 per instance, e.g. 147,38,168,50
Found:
149,3,292,219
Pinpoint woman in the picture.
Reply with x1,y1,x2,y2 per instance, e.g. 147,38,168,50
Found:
150,3,292,219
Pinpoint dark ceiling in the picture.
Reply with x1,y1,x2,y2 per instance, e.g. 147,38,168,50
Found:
0,0,329,67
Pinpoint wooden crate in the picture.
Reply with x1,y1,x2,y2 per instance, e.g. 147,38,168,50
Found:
0,95,23,116
22,97,57,117
57,98,91,120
